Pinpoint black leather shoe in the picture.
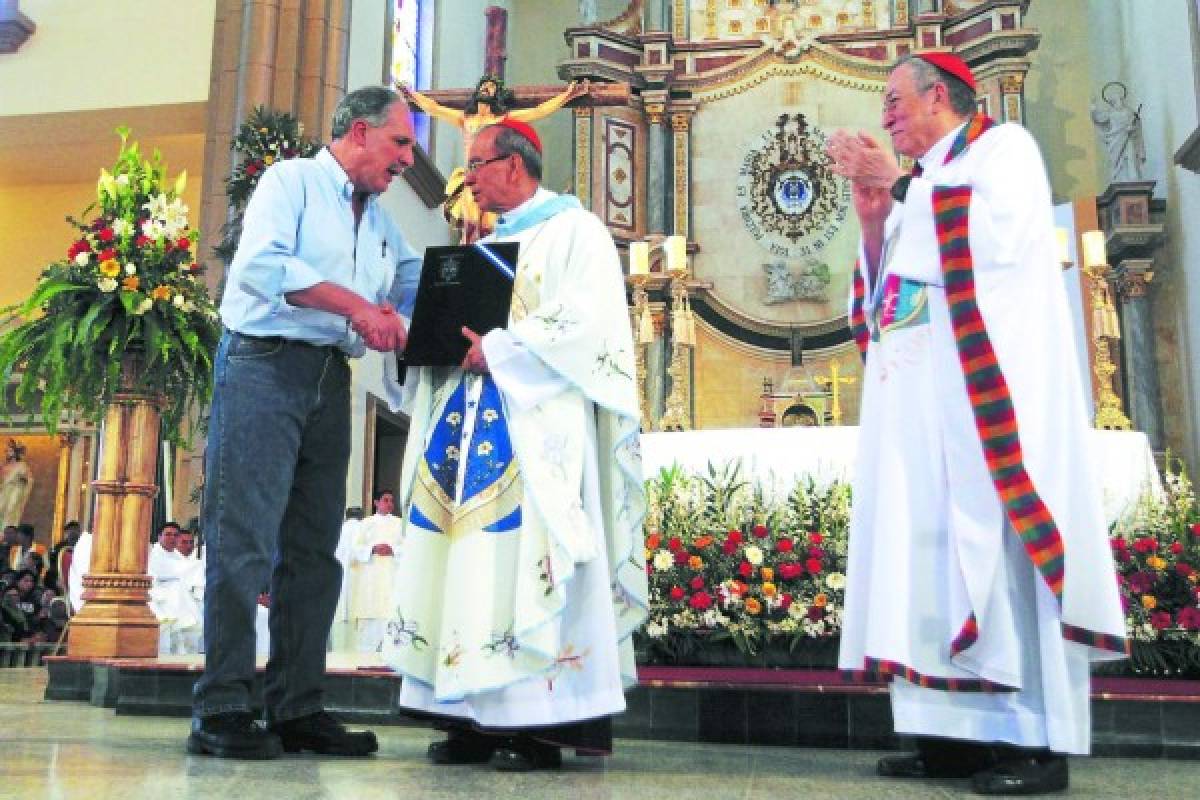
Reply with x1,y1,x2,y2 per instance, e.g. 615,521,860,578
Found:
427,728,500,765
876,754,980,779
970,755,1068,795
268,711,378,756
186,712,283,759
489,737,563,772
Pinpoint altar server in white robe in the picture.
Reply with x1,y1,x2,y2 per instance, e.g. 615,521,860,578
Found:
148,523,204,656
828,52,1126,795
349,490,404,652
332,507,364,651
382,119,646,771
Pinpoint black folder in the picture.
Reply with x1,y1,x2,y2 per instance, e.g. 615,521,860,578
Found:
403,242,518,367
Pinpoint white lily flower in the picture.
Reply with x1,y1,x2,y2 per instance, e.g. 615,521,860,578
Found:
74,252,91,267
134,298,153,315
652,549,674,572
97,277,118,293
173,294,186,308
124,263,137,275
111,218,134,238
744,545,764,566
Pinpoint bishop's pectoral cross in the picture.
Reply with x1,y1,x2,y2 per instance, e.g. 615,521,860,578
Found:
814,358,857,426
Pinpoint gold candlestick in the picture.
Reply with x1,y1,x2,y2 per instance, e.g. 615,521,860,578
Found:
1082,258,1131,431
627,273,654,432
659,264,694,432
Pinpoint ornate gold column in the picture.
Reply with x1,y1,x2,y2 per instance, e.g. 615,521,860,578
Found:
999,73,1024,124
669,109,693,238
628,274,655,432
659,264,695,432
50,433,77,545
69,354,163,658
574,106,593,209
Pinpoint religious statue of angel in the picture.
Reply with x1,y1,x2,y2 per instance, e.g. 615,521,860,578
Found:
397,74,590,242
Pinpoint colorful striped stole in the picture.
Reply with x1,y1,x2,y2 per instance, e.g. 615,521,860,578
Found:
850,264,869,360
931,115,1067,603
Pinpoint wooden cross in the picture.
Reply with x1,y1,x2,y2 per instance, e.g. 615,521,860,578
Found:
813,357,857,426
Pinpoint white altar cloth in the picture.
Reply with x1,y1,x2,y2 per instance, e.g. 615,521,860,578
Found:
641,427,1160,525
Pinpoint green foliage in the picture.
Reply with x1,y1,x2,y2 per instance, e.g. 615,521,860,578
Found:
0,128,221,445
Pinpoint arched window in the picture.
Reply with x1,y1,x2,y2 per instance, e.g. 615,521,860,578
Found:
389,0,434,146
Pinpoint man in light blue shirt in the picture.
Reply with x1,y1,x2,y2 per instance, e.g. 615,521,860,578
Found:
189,86,420,760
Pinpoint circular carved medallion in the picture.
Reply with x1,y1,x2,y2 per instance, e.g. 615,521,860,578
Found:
736,113,850,261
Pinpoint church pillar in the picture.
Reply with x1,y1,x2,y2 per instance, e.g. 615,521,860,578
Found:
573,106,593,210
999,73,1025,125
669,108,694,238
645,0,670,32
1114,262,1164,450
670,0,687,39
644,96,669,235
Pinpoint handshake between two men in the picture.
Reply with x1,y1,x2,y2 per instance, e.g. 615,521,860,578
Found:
350,300,408,353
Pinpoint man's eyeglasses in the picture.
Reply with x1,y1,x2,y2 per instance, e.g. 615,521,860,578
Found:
465,153,511,173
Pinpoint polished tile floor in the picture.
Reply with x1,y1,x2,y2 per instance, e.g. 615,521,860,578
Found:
4,669,1200,799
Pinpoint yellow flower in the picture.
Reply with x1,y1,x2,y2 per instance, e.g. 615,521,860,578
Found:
688,555,703,570
263,155,275,166
1142,595,1157,610
1147,556,1167,570
762,582,777,598
744,598,762,615
122,275,140,291
150,285,171,301
99,259,121,278
813,593,828,608
761,567,774,582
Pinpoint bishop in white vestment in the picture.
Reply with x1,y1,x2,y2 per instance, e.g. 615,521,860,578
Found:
383,120,646,771
829,53,1126,795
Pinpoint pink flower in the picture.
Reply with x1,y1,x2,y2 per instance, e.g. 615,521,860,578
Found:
807,605,825,621
727,530,743,544
780,593,793,610
1150,611,1173,630
1177,607,1200,631
808,546,825,559
1133,537,1158,554
721,538,737,556
673,550,689,566
1176,563,1195,578
778,563,803,581
809,532,823,544
1171,542,1184,555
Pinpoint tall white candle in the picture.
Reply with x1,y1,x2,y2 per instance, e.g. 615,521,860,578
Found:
1081,230,1107,268
1055,227,1070,265
664,235,687,273
629,241,649,276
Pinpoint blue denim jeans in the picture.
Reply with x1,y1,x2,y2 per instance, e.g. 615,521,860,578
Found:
192,331,351,723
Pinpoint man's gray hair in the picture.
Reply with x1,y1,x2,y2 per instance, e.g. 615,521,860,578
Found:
331,86,402,140
893,54,977,117
493,127,543,181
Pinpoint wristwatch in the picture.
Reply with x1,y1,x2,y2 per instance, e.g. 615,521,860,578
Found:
890,174,913,203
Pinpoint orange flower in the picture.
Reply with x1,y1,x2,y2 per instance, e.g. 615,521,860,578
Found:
1147,556,1167,571
1142,595,1157,610
99,258,121,278
730,580,747,596
744,597,762,615
646,532,661,551
150,285,171,301
122,275,140,291
695,535,714,549
761,567,774,582
762,582,777,598
813,593,828,608
688,555,703,570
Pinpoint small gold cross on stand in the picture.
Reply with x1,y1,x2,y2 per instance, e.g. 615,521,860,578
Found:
813,357,857,426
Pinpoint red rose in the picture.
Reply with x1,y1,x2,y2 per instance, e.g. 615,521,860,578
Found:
1111,538,1128,551
98,227,115,242
669,586,685,602
738,561,753,578
689,591,713,610
778,563,803,581
807,605,825,621
1150,611,1173,630
1133,537,1158,554
806,558,823,575
809,532,823,544
690,576,705,590
244,162,260,176
1191,523,1200,537
176,236,192,251
67,239,91,258
1176,563,1195,578
752,524,769,539
809,546,825,559
779,593,793,610
1170,542,1184,555
98,248,116,262
135,234,152,247
1178,607,1200,630
776,539,794,553
1116,550,1132,563
668,536,683,552
721,538,737,556
728,530,743,544
673,550,689,566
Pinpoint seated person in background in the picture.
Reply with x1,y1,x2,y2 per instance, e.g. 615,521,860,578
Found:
2,569,52,642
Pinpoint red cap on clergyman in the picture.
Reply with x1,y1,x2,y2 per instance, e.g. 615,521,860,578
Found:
495,117,542,154
915,51,976,91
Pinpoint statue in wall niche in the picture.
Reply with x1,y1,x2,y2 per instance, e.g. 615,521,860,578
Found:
1091,81,1146,184
0,439,33,529
399,74,589,243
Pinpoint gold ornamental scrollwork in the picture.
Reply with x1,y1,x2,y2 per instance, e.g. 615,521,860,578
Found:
82,574,154,590
999,73,1025,94
574,108,593,208
644,102,666,125
670,113,691,132
689,52,888,106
